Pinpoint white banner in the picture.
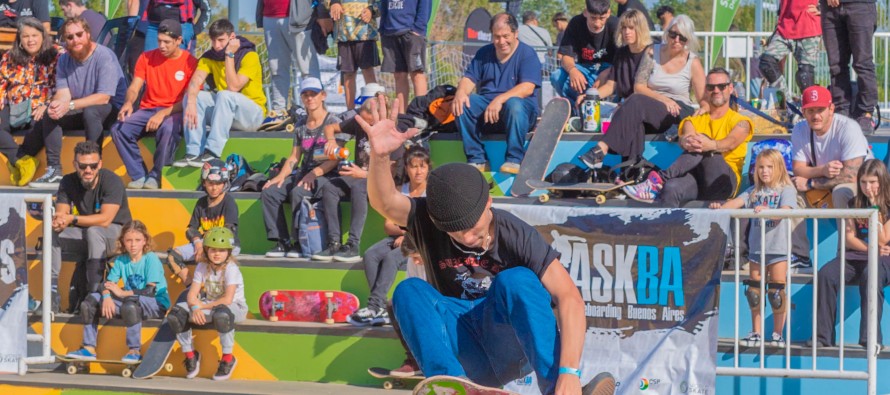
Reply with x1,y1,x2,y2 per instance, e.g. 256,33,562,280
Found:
0,197,27,373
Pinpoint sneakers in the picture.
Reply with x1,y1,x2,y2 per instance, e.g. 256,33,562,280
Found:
143,177,159,190
469,162,490,173
184,350,201,379
285,244,302,259
311,241,341,262
13,155,38,186
333,242,362,263
582,372,616,395
578,146,605,169
29,166,62,188
27,296,41,313
769,332,786,347
213,355,237,381
740,332,761,347
66,347,97,360
172,155,198,168
857,114,876,135
127,177,146,189
122,350,141,363
265,240,292,258
622,171,664,203
188,152,218,168
790,255,813,274
347,307,390,327
499,162,521,175
389,358,421,378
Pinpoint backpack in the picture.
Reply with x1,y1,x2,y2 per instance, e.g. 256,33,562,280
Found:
746,139,793,185
297,197,327,255
406,84,457,133
226,153,255,191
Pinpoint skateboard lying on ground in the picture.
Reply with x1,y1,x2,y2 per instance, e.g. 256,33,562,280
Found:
259,290,359,323
412,375,517,395
131,319,177,379
526,179,634,204
511,98,571,197
368,366,424,390
57,356,141,378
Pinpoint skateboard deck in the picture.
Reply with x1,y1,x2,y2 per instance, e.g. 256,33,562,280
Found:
511,98,571,197
526,179,633,204
259,290,359,323
132,320,177,379
57,356,141,378
413,375,516,395
369,367,424,390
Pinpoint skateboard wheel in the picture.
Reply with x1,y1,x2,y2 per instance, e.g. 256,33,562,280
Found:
383,381,393,390
285,124,295,132
122,368,132,378
165,363,174,372
595,195,607,204
269,316,279,322
269,290,278,296
66,364,77,375
538,194,550,203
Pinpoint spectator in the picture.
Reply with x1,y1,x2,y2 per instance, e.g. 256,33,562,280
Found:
0,0,48,30
758,0,820,95
623,68,752,207
380,0,431,112
59,0,106,40
175,19,266,168
111,19,197,190
23,16,127,188
615,0,655,30
262,77,340,258
815,159,890,349
822,0,878,133
0,17,61,186
330,0,381,111
128,0,208,52
552,0,618,105
453,13,542,175
52,141,133,314
256,0,320,123
593,9,653,100
348,146,430,327
551,12,568,49
655,5,673,32
377,235,424,377
518,11,552,65
65,220,169,363
578,14,706,170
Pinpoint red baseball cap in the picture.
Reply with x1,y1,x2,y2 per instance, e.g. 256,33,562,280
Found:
801,86,832,109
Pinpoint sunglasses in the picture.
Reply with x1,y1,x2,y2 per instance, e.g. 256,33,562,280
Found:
76,162,99,171
668,30,688,43
705,82,731,91
65,31,85,41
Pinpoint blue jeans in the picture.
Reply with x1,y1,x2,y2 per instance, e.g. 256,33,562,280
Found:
392,267,560,394
457,95,538,164
550,63,609,104
81,293,164,350
145,22,195,52
111,108,182,181
183,90,265,157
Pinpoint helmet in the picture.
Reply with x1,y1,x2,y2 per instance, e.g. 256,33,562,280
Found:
201,159,230,183
203,227,235,249
548,163,588,184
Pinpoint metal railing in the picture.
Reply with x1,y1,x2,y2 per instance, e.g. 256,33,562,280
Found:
19,194,53,375
716,208,880,395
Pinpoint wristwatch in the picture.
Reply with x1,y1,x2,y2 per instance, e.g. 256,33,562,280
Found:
226,52,235,58
71,215,78,226
68,101,75,111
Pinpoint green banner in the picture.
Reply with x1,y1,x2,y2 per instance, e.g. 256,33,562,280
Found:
710,0,742,66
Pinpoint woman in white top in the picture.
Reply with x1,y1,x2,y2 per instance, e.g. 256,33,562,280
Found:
579,14,707,169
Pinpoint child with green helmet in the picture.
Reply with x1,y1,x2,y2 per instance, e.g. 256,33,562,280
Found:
165,226,248,381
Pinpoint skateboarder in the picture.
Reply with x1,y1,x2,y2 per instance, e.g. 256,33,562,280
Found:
360,96,615,395
66,221,170,362
165,227,247,381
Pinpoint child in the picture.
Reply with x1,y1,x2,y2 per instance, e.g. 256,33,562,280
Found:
167,159,240,283
166,227,247,381
66,221,170,362
815,159,890,349
711,149,797,347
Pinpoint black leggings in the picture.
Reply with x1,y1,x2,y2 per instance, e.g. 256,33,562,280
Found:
602,94,694,159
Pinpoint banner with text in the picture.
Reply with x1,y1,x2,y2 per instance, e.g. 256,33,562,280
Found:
500,206,728,395
0,197,27,373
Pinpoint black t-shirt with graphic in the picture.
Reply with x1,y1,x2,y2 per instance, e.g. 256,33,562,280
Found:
558,14,618,67
0,0,49,27
406,200,561,299
186,193,240,247
57,168,132,226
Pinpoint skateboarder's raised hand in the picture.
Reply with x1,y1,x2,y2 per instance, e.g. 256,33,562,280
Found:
355,96,419,157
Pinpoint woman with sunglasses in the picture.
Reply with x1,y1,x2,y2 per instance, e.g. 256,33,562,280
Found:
592,9,653,101
579,14,706,170
0,17,61,186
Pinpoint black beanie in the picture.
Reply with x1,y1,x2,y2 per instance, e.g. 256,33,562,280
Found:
426,163,489,232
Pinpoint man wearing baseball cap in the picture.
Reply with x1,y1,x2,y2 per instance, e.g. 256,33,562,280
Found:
790,85,872,209
360,96,616,395
355,83,386,106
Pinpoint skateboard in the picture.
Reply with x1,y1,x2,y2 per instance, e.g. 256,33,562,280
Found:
57,356,141,378
526,179,633,204
258,290,359,323
131,319,177,379
511,98,571,197
368,367,424,390
258,109,292,132
413,375,516,395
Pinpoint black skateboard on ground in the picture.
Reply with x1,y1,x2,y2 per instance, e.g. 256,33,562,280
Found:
511,98,571,197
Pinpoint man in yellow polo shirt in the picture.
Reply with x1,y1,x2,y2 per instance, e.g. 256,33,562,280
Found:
624,67,754,207
175,18,267,168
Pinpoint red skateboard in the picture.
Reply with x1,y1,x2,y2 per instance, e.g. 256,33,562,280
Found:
258,290,359,323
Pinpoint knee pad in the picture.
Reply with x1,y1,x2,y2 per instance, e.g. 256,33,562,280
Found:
759,55,783,84
767,283,788,315
120,296,143,327
167,305,191,333
744,280,762,310
211,305,235,333
166,248,186,274
795,64,816,91
80,296,99,322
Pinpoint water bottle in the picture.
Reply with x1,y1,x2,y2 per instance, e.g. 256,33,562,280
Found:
313,147,350,161
581,88,600,133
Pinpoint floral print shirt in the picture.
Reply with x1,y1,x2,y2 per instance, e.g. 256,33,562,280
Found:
0,46,62,110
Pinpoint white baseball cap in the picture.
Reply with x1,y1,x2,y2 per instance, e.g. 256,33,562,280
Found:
300,77,324,94
355,83,386,105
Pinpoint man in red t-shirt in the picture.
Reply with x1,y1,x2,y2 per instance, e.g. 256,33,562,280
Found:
111,19,198,190
758,0,821,95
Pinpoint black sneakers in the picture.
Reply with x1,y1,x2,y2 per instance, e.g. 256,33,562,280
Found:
265,240,291,258
184,350,201,379
213,356,237,381
29,166,62,188
333,242,362,263
311,242,341,262
578,146,605,169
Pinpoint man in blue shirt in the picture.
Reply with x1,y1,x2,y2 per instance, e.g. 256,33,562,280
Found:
452,13,542,175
